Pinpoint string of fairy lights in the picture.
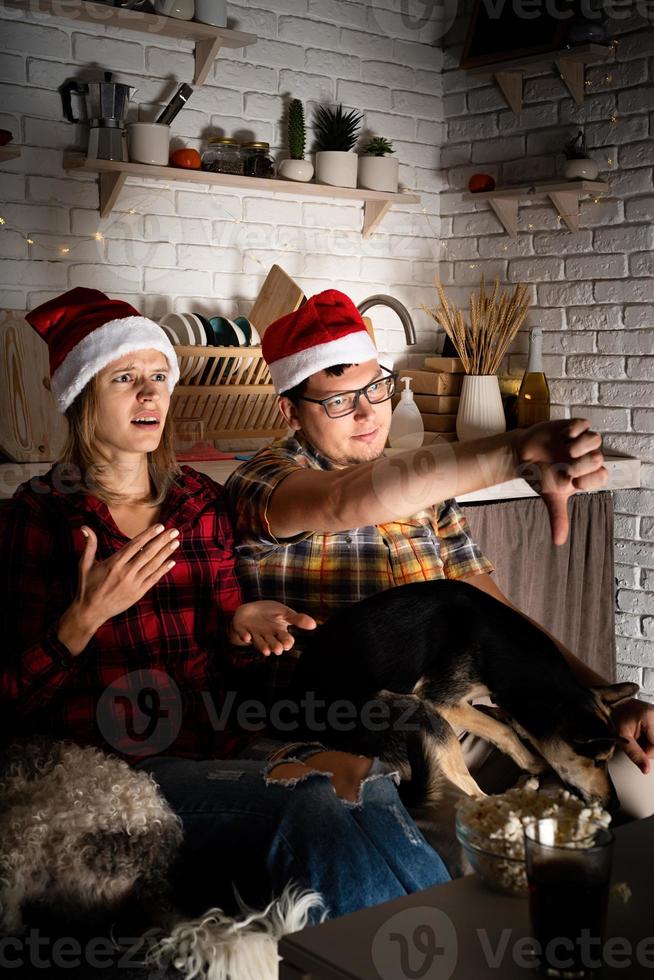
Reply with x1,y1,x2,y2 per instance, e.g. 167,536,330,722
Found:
0,39,622,268
0,186,258,260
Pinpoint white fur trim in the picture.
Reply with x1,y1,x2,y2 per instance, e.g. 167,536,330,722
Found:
145,883,325,980
269,330,378,393
50,316,180,412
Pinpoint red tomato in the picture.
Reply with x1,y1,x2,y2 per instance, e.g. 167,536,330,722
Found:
468,173,495,193
171,148,202,170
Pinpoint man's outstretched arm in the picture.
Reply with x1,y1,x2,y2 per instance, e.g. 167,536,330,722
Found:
268,419,607,546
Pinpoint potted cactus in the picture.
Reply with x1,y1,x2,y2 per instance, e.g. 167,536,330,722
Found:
278,99,314,183
563,129,599,181
314,102,363,189
358,136,398,192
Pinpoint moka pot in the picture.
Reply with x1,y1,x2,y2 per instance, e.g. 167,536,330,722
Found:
61,72,134,161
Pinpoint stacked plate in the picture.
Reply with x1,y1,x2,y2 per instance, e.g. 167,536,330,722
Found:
160,313,261,383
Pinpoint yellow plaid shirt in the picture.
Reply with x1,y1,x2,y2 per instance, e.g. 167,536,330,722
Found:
225,435,495,627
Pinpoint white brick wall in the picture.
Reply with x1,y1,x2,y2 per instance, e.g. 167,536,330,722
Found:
442,5,654,689
0,0,445,349
0,0,652,687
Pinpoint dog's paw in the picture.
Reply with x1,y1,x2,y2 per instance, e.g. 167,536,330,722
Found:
515,774,541,792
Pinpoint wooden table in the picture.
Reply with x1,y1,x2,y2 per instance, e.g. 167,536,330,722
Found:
279,816,654,980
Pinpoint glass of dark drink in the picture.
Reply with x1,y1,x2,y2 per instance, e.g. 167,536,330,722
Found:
524,817,614,979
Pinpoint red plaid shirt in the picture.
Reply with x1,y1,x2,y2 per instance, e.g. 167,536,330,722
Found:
0,464,256,763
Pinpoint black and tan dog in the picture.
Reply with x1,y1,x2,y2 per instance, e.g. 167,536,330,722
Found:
280,580,636,808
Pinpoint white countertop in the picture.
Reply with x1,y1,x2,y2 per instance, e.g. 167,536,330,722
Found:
456,454,640,502
0,455,640,502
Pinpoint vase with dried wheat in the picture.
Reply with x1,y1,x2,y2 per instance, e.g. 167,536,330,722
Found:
423,278,531,441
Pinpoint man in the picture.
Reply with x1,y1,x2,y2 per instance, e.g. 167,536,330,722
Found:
225,289,654,821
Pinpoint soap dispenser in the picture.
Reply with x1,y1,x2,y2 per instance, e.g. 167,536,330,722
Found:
389,376,424,450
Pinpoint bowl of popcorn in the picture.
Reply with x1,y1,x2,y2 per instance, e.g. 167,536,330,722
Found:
455,786,611,897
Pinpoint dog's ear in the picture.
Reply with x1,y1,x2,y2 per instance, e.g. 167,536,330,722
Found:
591,682,639,708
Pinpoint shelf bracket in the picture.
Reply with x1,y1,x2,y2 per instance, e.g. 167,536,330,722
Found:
547,190,581,233
195,37,223,86
362,199,392,238
556,56,585,105
99,170,128,218
494,70,523,115
488,197,519,237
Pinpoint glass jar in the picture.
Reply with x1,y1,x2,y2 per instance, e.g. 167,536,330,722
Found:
241,141,275,179
201,137,243,175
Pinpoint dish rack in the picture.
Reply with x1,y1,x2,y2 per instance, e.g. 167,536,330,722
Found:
171,344,285,441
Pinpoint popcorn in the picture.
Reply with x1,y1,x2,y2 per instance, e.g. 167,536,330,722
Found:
456,786,611,895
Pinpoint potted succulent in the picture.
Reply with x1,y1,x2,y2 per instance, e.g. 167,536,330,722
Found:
358,136,398,192
314,103,363,189
278,99,314,183
563,129,599,181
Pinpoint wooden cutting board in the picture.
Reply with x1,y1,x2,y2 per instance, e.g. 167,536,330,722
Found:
248,264,306,336
392,393,459,414
0,309,68,462
424,355,465,373
398,368,462,396
420,412,458,432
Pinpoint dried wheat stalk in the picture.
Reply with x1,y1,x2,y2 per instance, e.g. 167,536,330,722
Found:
423,277,530,376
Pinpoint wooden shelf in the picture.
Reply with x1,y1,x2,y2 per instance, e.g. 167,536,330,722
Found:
0,145,20,162
63,153,421,237
467,44,612,115
5,0,256,85
463,179,609,236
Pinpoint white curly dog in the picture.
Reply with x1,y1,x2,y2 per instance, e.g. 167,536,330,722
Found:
0,739,322,980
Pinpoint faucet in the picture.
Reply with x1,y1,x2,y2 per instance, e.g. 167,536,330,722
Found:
356,294,416,346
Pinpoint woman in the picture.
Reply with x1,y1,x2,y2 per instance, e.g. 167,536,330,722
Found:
0,287,450,924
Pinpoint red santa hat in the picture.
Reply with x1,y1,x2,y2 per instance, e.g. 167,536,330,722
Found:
262,289,381,394
26,287,180,413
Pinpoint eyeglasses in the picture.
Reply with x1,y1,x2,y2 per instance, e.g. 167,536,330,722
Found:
298,371,398,419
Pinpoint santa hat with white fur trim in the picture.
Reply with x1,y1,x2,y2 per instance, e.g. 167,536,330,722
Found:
26,287,180,413
262,289,383,394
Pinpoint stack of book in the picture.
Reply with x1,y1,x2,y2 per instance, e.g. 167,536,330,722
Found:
393,356,464,443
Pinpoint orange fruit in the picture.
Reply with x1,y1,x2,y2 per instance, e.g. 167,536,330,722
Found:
171,148,202,170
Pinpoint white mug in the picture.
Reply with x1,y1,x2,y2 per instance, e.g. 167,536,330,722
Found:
128,123,170,166
194,0,226,26
154,0,194,20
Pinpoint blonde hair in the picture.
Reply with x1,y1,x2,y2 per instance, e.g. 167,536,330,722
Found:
61,375,180,507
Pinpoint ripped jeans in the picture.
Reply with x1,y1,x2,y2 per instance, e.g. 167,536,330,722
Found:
136,745,450,924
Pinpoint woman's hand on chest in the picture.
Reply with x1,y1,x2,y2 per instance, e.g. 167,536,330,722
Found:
74,523,181,629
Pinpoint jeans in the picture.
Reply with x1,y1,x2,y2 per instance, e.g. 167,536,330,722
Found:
136,751,450,924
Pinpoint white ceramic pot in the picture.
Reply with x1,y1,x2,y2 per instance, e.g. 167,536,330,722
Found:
194,0,226,26
456,375,506,442
563,157,599,181
315,151,358,189
278,158,314,183
154,0,194,19
128,122,170,166
357,155,399,192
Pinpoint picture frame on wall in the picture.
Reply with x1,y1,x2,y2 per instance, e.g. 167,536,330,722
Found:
459,0,575,68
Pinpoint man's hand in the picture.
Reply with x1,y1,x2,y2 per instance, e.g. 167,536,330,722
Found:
612,698,654,774
515,418,608,546
229,601,317,656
